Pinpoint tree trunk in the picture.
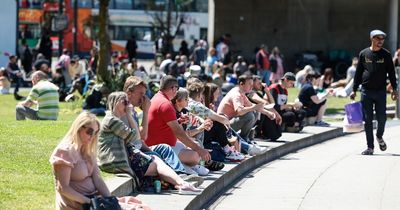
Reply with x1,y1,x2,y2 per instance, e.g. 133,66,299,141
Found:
97,0,111,86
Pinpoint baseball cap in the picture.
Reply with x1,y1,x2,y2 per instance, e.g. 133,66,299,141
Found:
370,30,386,38
282,72,296,81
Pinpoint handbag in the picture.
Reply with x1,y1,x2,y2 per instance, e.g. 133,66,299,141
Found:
90,196,121,210
344,101,363,124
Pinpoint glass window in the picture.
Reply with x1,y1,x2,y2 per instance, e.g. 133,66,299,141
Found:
29,0,44,9
77,0,93,8
134,27,153,41
115,0,133,9
94,0,115,9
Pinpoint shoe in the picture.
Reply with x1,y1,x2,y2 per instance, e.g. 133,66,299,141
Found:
14,93,25,101
248,144,267,156
314,120,330,127
191,165,209,176
183,165,198,175
361,148,374,155
376,137,387,151
180,174,204,188
177,182,202,195
205,160,225,171
225,151,245,162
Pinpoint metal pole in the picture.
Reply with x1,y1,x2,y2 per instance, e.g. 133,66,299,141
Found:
396,67,400,119
16,0,19,56
207,0,215,48
388,0,398,54
58,0,63,56
73,0,77,55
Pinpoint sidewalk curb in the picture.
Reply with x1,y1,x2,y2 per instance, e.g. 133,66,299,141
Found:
185,127,344,210
106,127,344,208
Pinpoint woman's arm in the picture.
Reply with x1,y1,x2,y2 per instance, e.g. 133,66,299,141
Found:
91,164,111,197
54,164,91,204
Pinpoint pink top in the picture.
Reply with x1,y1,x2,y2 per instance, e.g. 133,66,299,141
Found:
50,143,98,210
217,87,253,119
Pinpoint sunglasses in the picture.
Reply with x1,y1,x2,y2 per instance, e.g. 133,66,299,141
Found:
82,126,99,137
374,36,385,41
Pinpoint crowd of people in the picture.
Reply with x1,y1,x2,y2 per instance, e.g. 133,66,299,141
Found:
2,29,399,209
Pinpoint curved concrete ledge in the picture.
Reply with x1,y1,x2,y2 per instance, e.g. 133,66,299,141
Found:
105,126,344,209
185,127,344,210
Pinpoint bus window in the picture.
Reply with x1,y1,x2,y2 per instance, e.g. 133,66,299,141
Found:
133,27,153,41
115,0,133,9
76,0,93,8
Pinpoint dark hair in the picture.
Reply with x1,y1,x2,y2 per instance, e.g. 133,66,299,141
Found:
323,68,333,80
238,73,253,85
305,71,319,82
187,82,204,99
204,83,219,109
160,75,178,90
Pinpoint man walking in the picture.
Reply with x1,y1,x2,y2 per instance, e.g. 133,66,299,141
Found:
350,29,398,155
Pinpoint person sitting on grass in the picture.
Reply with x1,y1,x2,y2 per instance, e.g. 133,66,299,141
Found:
0,67,11,94
16,71,59,121
98,92,201,193
49,111,150,210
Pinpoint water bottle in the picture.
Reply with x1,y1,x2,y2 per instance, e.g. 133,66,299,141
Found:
154,180,161,193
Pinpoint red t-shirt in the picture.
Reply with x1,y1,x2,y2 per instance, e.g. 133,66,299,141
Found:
145,91,178,146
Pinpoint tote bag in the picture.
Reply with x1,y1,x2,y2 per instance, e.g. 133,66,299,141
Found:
344,101,363,124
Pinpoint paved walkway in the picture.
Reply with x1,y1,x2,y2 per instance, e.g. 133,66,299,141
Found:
210,122,400,210
131,125,342,210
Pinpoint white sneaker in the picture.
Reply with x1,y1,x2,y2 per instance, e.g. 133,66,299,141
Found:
191,165,209,176
248,144,267,156
225,151,245,162
177,182,202,195
183,165,198,175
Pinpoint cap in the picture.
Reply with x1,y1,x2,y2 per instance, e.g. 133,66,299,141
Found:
282,72,296,81
370,30,386,38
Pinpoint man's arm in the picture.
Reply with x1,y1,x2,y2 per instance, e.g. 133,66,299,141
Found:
208,110,230,125
167,120,211,161
139,96,151,140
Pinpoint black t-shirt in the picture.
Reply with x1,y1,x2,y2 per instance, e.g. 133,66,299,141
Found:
298,82,316,107
354,47,397,91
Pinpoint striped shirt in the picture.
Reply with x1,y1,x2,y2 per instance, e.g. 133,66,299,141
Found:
27,80,59,120
98,112,139,179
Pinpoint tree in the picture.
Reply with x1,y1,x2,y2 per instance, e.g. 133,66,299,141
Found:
97,0,113,89
149,0,191,55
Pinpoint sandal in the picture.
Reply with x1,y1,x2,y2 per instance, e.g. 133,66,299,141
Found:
205,160,225,171
377,137,387,151
361,148,374,155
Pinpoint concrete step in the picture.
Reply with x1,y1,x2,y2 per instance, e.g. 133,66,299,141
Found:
104,126,344,210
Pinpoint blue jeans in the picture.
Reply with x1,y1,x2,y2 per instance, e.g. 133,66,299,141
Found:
230,128,251,154
258,69,271,86
361,89,387,149
146,144,186,174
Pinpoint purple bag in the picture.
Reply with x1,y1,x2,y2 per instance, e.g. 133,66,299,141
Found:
344,101,363,124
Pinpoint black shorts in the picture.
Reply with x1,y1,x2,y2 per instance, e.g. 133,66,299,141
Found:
304,100,326,117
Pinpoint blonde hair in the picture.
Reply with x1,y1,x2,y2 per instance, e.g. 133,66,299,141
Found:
61,111,100,164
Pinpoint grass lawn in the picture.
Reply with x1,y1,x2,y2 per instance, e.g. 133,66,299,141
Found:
0,92,82,209
0,87,393,209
